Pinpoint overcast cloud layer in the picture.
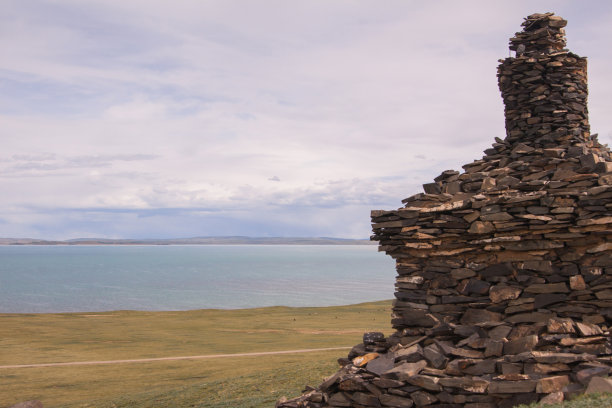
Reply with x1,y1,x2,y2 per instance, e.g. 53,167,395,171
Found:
1,0,611,239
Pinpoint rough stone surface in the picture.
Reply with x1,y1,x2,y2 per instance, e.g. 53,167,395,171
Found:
278,12,611,408
585,377,612,394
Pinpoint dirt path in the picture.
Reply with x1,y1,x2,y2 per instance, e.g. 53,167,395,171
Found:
0,346,352,369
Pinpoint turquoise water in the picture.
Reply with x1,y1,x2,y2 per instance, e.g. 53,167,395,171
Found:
0,245,395,313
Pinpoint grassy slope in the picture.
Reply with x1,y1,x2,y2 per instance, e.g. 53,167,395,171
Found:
0,301,392,407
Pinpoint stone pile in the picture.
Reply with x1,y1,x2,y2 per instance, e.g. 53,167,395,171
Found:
278,329,611,408
277,12,611,408
509,12,567,56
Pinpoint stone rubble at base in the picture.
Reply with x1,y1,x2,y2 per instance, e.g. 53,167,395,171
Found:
277,12,611,408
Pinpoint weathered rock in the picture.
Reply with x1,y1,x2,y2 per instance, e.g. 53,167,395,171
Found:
367,353,396,376
488,380,536,394
393,344,423,362
487,325,512,341
503,335,538,355
489,285,522,303
423,343,447,369
364,332,386,344
575,366,611,385
536,375,570,393
339,376,367,391
410,391,438,407
351,391,382,406
570,275,587,290
319,370,342,392
547,317,576,334
383,360,428,381
354,353,380,367
373,378,405,388
531,351,595,364
379,394,414,407
327,392,352,407
405,375,442,392
279,12,612,408
585,377,612,394
538,392,564,405
534,293,567,309
484,340,504,358
575,321,603,336
438,377,490,393
461,309,502,325
524,283,569,294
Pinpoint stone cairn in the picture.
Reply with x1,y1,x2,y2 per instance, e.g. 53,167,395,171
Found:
277,13,611,408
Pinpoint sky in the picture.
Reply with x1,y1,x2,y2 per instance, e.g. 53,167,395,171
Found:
1,0,611,240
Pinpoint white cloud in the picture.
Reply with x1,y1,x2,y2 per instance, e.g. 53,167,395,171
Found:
0,0,611,239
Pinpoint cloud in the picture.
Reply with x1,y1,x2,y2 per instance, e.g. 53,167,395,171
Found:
1,1,611,239
0,153,159,176
12,153,57,161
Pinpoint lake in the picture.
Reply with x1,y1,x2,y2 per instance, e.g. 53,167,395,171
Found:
0,245,396,313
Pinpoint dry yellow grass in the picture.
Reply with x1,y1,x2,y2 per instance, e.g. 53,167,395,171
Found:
0,301,392,407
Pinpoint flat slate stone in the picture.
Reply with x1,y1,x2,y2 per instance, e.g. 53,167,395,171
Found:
488,380,536,394
489,285,522,303
364,332,386,344
438,377,489,393
405,375,442,392
576,366,611,385
382,360,428,381
327,392,353,407
539,392,564,405
575,321,604,336
585,377,612,394
547,317,576,334
410,390,438,406
423,344,447,369
536,375,570,393
351,391,381,406
534,293,567,308
531,351,596,364
505,311,552,323
372,378,406,388
504,334,539,355
393,344,423,362
367,353,396,376
379,393,414,407
524,283,569,293
461,309,502,325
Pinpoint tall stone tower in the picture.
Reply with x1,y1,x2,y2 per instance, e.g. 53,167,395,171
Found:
278,13,611,408
371,13,610,337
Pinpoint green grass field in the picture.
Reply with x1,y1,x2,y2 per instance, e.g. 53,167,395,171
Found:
0,301,393,407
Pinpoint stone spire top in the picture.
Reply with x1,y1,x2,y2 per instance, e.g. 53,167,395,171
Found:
509,12,568,56
498,13,590,148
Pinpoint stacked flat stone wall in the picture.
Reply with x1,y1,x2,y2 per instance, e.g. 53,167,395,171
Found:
278,13,611,408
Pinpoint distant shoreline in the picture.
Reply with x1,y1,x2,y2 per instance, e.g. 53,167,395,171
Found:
0,236,376,246
0,299,393,316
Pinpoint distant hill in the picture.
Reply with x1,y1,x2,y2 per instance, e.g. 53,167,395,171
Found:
0,236,375,245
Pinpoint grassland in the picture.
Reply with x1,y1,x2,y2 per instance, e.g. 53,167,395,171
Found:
0,300,393,407
3,300,609,408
